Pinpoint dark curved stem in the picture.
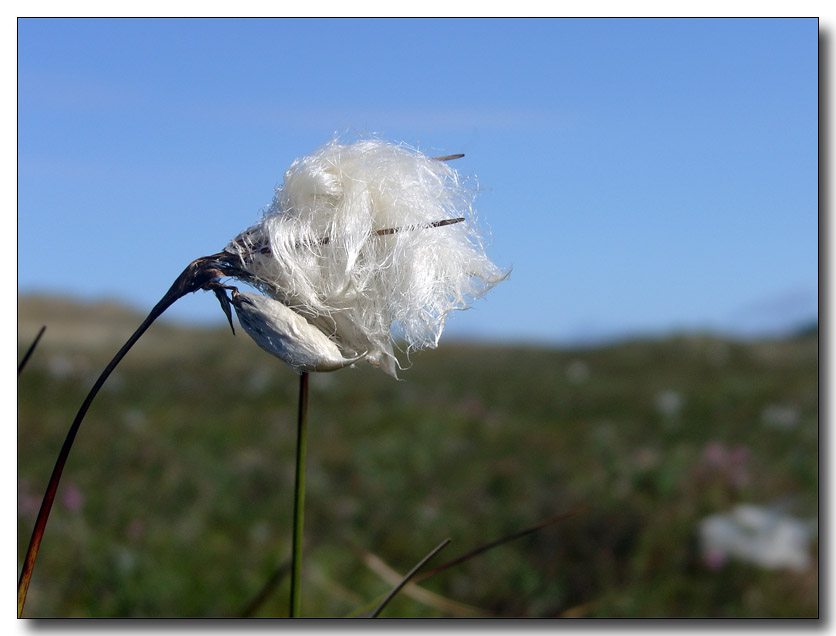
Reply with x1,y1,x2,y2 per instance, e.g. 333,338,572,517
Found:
18,325,46,375
17,254,228,617
415,507,585,582
289,372,309,617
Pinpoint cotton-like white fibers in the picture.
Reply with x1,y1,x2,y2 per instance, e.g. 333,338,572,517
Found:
225,137,509,377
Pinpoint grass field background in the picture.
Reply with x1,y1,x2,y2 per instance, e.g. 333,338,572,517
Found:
17,294,818,618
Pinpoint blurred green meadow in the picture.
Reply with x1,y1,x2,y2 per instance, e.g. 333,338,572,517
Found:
17,295,818,618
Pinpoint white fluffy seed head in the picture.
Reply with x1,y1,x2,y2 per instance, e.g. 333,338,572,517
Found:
225,137,509,377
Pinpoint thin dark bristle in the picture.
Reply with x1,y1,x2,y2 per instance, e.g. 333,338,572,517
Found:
374,217,465,237
276,218,468,250
432,154,465,162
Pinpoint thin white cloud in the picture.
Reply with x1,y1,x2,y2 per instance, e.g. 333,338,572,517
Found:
19,68,571,133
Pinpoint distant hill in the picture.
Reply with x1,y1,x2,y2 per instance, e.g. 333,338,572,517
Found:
17,293,227,361
19,292,819,357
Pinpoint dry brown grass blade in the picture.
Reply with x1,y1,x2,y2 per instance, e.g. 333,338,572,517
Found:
557,601,594,618
368,538,451,618
362,551,497,617
358,507,585,618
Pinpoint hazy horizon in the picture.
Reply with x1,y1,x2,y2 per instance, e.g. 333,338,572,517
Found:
17,288,817,349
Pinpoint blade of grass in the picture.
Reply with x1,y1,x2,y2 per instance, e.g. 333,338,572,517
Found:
362,551,496,617
239,558,292,618
18,325,46,375
345,593,387,618
368,538,451,618
347,507,583,619
289,371,309,617
416,506,585,582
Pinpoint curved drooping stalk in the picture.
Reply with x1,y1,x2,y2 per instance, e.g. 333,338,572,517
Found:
17,253,235,617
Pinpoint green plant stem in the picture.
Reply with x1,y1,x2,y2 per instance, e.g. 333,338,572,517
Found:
289,371,310,617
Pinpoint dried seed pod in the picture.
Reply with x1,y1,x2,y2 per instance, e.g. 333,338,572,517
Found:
231,292,363,373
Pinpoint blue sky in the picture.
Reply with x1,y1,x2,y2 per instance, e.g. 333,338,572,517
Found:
17,18,818,344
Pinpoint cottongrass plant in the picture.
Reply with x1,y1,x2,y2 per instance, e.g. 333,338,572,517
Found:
18,136,510,617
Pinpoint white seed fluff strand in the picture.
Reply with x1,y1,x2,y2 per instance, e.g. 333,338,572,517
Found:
225,138,509,377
